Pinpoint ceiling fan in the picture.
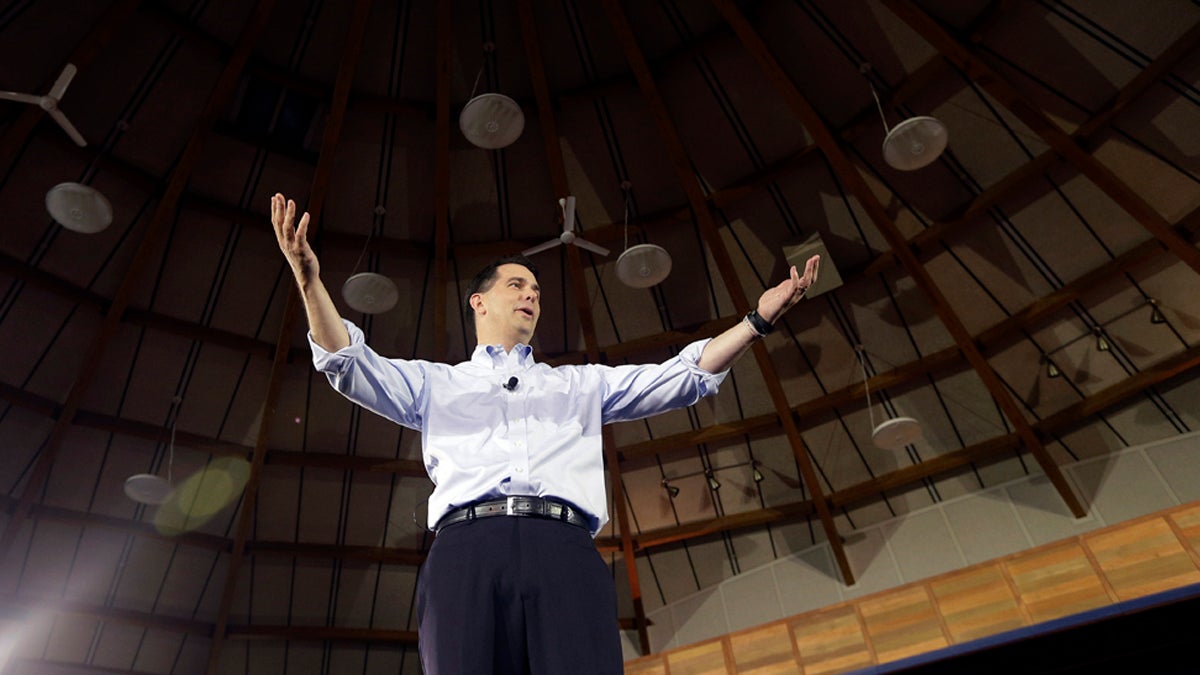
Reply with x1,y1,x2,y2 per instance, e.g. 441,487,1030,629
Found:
0,63,88,146
522,195,610,257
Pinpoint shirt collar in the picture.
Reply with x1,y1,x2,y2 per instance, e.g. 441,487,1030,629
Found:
471,343,535,369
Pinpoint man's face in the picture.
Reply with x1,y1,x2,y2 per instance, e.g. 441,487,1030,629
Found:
471,263,541,345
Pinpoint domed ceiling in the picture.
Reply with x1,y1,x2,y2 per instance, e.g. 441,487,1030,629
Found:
1,0,1199,672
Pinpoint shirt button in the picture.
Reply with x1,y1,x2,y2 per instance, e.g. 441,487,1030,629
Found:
515,467,524,473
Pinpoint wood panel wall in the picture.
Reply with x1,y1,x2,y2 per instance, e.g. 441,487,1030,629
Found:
625,500,1200,674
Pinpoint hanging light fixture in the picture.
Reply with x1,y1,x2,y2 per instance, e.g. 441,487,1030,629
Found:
752,462,764,484
661,478,680,498
1045,356,1062,379
705,469,721,491
124,396,181,505
1094,327,1111,352
341,209,398,314
46,182,113,233
615,181,672,288
1149,299,1166,325
861,64,948,171
459,42,524,150
857,346,923,450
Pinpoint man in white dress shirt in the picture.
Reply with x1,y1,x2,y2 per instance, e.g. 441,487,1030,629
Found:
271,193,819,674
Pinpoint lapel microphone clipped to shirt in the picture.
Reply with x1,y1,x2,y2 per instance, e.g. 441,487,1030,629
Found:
502,376,519,392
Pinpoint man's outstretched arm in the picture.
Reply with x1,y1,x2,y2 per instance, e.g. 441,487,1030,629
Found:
696,254,820,374
271,192,350,352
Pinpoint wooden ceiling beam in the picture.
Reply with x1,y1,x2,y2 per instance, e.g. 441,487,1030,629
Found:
6,201,1194,489
622,204,1200,465
0,594,212,636
0,496,228,552
266,451,426,477
624,340,1200,552
226,624,418,643
13,335,1197,565
862,16,1200,280
245,540,425,566
1,493,434,565
6,660,169,675
0,251,279,360
203,1,374,671
600,0,855,585
882,0,1200,279
58,0,1187,333
0,0,283,566
714,0,1085,520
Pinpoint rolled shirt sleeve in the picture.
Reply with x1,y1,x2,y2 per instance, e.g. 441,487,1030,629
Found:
309,319,427,431
597,338,728,424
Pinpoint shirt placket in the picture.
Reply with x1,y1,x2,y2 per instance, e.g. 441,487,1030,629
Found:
505,351,533,495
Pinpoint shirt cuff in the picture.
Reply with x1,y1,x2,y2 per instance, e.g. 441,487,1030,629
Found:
678,337,729,395
310,319,365,373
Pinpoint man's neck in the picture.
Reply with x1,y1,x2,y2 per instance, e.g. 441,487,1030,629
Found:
475,332,528,354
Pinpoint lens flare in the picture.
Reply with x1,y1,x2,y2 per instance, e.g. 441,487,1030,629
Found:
154,456,251,535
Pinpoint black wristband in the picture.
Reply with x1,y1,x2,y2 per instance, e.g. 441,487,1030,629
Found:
744,309,774,337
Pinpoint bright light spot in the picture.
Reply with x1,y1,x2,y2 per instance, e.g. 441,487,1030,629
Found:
155,456,251,535
0,618,28,670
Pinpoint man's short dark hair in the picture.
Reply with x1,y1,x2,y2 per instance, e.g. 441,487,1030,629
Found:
463,254,539,337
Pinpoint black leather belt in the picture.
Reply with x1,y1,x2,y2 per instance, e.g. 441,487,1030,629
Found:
434,496,590,534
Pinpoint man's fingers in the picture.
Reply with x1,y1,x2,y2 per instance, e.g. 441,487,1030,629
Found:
296,212,310,241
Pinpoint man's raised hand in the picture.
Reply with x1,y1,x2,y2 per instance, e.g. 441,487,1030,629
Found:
271,193,319,282
757,254,819,323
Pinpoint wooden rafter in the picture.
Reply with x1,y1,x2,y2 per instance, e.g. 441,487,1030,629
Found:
0,0,283,564
712,0,1086,520
6,200,1196,508
5,194,1197,498
862,18,1200,280
598,0,856,585
881,0,1200,278
202,1,374,671
11,331,1197,571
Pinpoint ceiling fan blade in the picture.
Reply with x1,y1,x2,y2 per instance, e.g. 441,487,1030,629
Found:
0,91,42,105
573,238,610,256
522,238,563,256
48,63,77,100
562,195,576,234
48,108,87,147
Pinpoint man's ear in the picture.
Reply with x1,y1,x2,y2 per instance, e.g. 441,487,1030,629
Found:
469,293,485,315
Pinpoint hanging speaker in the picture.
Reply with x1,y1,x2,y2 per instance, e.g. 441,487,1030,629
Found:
342,272,399,314
459,93,524,149
882,116,948,171
871,417,923,450
616,243,672,288
45,182,113,233
124,473,174,505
